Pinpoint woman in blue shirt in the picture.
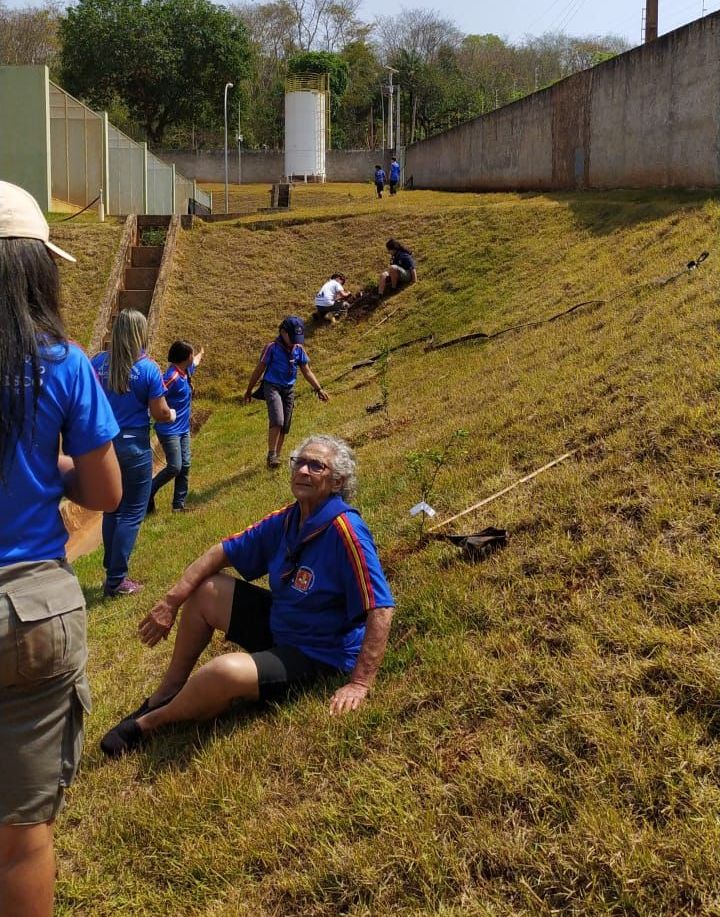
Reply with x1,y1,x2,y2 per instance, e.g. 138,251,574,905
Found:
99,434,394,757
243,316,329,468
148,340,204,514
91,309,174,596
0,181,121,917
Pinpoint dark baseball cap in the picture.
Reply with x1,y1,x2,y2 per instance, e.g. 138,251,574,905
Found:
280,315,305,343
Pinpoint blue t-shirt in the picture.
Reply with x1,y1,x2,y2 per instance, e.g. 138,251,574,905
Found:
222,495,394,672
91,351,165,430
260,340,309,388
390,162,401,182
392,249,415,272
155,363,196,436
375,168,386,184
0,341,119,565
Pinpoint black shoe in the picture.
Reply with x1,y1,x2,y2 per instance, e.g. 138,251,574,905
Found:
126,692,177,721
100,718,145,758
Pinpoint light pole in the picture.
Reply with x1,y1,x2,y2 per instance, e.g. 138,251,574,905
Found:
223,81,234,213
237,99,243,186
385,66,398,151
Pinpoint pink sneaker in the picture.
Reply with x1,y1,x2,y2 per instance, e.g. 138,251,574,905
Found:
104,577,144,597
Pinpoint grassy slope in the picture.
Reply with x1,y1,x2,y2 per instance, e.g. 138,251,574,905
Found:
60,184,720,915
52,219,124,347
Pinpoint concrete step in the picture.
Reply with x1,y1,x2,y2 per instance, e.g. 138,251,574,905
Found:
138,215,171,230
124,266,158,290
119,289,153,313
131,245,163,268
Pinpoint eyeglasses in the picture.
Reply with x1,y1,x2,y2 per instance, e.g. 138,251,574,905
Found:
290,456,329,474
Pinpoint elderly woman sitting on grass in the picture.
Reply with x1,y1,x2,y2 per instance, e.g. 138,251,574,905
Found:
101,434,395,756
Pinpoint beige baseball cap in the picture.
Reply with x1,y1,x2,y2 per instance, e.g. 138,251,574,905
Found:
0,181,76,263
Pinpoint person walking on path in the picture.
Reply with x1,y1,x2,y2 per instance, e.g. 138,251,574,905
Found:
378,238,417,295
0,181,121,917
92,310,174,596
314,273,352,323
389,157,401,195
243,316,329,469
99,434,394,758
374,164,386,199
148,340,205,514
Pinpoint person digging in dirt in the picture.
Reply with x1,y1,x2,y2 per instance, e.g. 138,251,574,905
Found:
314,273,352,323
243,316,329,468
378,238,417,295
98,434,395,758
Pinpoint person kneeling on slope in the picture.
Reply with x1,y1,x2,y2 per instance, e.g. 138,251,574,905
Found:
314,273,352,323
243,316,329,469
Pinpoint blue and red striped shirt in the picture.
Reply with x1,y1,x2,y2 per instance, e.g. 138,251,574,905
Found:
222,495,394,672
155,362,196,436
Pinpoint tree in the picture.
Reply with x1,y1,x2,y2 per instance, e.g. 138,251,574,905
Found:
0,2,60,68
60,0,251,145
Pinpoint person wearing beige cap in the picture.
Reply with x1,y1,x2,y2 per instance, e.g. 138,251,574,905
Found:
0,181,122,917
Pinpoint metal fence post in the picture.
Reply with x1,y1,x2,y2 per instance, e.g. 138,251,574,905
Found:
142,141,149,214
101,111,110,215
171,163,176,214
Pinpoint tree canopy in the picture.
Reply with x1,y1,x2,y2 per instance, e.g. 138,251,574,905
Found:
3,0,629,150
59,0,250,144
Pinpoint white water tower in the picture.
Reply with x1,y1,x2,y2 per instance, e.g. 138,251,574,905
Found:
284,73,329,182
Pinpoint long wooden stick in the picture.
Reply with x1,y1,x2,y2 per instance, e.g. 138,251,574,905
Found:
360,305,401,338
428,449,578,532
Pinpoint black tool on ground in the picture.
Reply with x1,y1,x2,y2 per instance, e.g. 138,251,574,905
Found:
430,526,508,561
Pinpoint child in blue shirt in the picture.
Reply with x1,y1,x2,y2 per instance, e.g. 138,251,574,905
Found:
389,157,401,194
374,165,386,198
243,316,329,468
148,340,205,513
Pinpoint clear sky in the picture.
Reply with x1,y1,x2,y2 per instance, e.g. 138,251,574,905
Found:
358,0,720,45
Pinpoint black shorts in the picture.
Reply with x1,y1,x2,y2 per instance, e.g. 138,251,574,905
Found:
225,579,338,701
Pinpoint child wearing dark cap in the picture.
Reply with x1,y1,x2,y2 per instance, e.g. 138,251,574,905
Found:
244,316,330,468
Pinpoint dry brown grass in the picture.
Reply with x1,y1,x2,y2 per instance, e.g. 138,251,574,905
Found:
59,185,720,916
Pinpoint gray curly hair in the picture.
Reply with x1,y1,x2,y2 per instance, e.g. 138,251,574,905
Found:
290,434,357,501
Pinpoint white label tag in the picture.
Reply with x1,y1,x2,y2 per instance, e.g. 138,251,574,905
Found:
409,501,437,518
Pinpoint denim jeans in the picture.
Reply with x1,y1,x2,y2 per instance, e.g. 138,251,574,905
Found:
102,430,152,588
150,432,191,509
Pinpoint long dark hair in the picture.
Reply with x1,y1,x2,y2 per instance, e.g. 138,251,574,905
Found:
0,239,65,479
386,238,412,255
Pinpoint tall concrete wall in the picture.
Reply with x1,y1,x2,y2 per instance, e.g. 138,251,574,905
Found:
156,148,391,183
405,13,720,191
0,65,51,209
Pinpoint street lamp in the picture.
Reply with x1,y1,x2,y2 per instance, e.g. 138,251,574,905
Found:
385,66,398,151
237,132,244,186
223,81,234,213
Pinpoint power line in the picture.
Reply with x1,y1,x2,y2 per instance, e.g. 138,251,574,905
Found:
557,0,589,32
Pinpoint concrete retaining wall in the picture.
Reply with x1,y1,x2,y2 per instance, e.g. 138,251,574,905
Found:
404,13,720,191
156,148,391,183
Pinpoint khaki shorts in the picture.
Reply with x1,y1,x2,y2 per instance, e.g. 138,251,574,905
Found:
0,560,91,825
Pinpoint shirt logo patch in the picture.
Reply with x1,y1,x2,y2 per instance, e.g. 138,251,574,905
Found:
292,566,315,593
